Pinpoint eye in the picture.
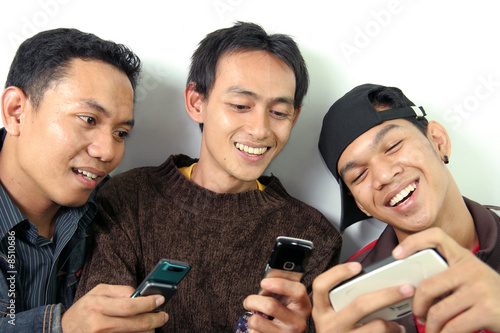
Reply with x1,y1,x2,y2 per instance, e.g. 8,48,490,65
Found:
270,110,291,119
386,140,402,154
114,130,130,141
230,104,250,111
117,131,129,138
79,115,97,126
351,169,367,185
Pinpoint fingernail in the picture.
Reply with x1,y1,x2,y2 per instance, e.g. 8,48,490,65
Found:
156,296,165,307
393,245,403,258
261,278,271,288
348,262,361,273
417,317,426,325
399,324,406,332
400,284,414,296
164,313,169,322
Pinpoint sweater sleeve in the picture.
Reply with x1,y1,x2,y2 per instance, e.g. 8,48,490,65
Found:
75,182,141,300
305,219,341,291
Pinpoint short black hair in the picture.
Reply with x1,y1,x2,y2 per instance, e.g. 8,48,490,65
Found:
187,21,309,110
368,86,428,135
5,28,141,109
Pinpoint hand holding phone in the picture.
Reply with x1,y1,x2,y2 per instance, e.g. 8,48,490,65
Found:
329,249,448,323
258,236,314,300
132,259,190,311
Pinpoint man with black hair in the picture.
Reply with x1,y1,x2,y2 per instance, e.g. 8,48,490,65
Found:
77,22,342,332
0,29,169,331
312,84,500,333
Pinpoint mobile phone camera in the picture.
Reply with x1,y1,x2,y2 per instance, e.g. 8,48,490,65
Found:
283,262,295,271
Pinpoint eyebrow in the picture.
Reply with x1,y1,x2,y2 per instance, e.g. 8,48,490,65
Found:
339,123,401,179
372,123,400,148
82,99,135,127
227,86,295,106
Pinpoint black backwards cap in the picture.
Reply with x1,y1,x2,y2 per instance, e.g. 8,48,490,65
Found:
318,84,428,232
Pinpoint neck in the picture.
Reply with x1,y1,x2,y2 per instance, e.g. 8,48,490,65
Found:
437,197,477,251
435,178,477,250
396,178,477,251
0,141,60,239
27,212,59,239
190,162,258,193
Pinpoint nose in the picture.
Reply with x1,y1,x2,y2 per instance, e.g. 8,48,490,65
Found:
87,131,121,163
371,159,402,190
246,107,272,139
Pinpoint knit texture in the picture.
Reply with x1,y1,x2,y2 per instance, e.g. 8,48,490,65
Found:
76,154,342,332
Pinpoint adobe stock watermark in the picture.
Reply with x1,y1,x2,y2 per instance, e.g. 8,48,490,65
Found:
6,230,17,326
444,74,500,130
212,0,244,21
6,0,71,48
135,66,169,103
339,0,405,64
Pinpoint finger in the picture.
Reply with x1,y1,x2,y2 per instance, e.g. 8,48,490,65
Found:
247,311,275,332
419,289,470,333
90,283,137,298
412,263,468,320
417,267,490,333
392,228,469,265
339,284,414,325
247,310,295,333
96,312,168,332
355,320,407,333
438,306,491,333
312,262,362,312
245,292,309,331
260,278,309,307
97,294,165,317
244,294,284,318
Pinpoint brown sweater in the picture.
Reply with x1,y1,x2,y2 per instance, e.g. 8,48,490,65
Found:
76,154,342,332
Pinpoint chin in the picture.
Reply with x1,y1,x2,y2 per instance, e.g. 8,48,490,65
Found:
57,195,92,208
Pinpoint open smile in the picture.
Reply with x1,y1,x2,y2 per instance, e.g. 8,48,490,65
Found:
235,143,269,156
73,168,99,180
389,181,418,207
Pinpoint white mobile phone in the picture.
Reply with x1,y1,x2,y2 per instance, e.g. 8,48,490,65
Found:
329,249,448,323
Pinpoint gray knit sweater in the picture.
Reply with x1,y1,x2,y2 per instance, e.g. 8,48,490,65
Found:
76,154,342,332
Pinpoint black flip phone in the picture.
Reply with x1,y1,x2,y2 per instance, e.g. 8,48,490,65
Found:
258,236,314,297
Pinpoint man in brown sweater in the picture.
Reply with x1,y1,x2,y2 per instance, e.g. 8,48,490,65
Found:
76,22,342,332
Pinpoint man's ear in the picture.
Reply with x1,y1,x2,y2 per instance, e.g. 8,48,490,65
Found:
184,82,204,124
354,199,372,217
426,120,451,160
1,87,27,136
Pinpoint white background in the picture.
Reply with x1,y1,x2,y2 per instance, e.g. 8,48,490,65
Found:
1,0,499,261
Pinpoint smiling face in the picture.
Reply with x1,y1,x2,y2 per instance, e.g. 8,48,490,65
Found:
185,50,299,193
1,58,134,210
337,118,453,234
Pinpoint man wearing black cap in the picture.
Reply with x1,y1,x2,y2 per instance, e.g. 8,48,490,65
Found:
311,84,500,333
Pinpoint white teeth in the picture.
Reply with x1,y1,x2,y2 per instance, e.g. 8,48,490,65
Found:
77,169,98,180
390,182,417,207
236,143,268,155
